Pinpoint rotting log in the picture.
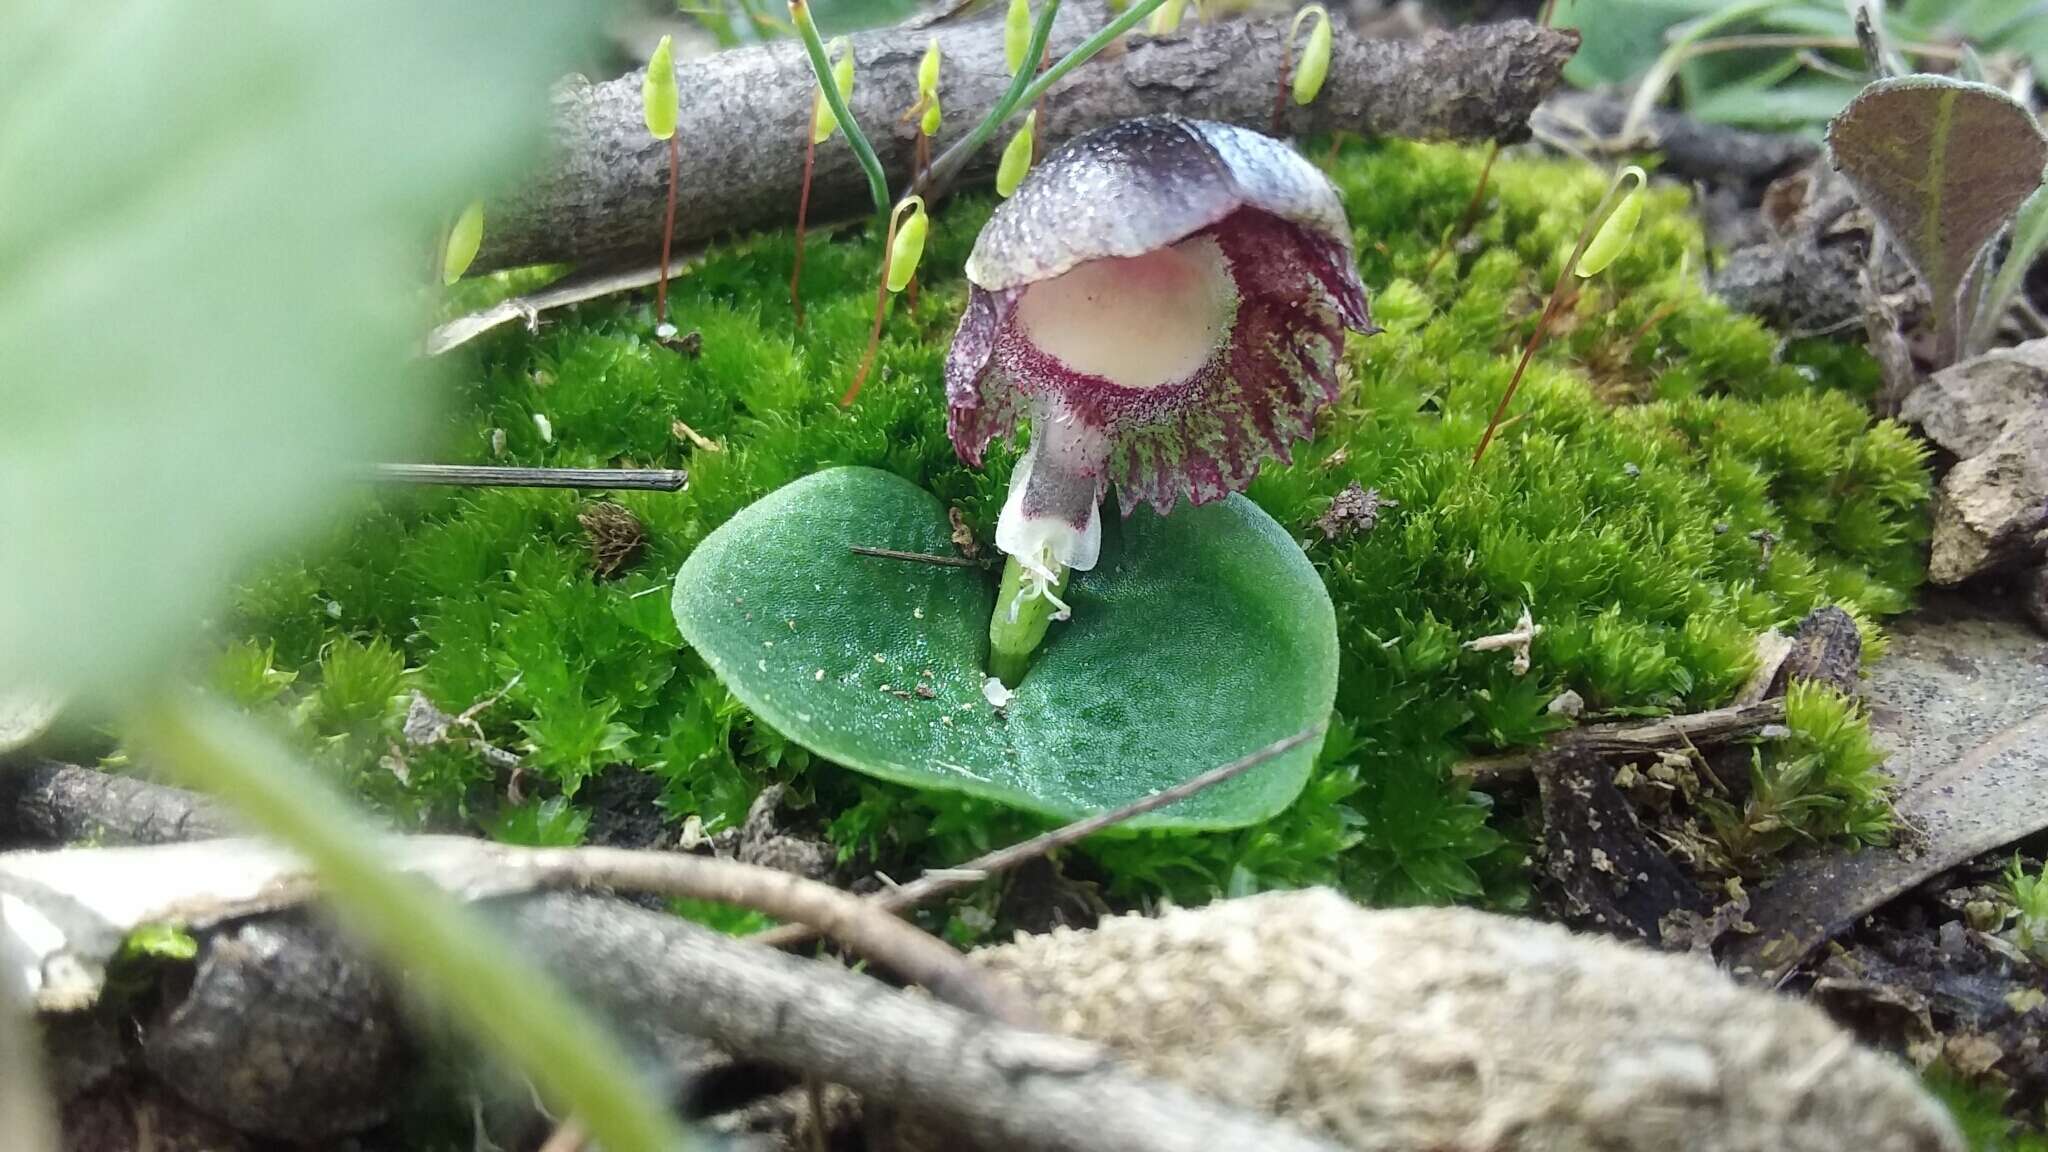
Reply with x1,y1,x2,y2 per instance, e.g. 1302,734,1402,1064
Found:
474,9,1579,272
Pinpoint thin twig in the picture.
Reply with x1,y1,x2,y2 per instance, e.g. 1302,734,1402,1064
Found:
425,258,701,356
369,464,688,491
1454,698,1788,783
849,544,980,568
755,724,1325,948
511,845,1038,1026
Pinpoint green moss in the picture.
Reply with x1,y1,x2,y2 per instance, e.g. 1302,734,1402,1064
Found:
1925,1067,2048,1151
209,139,1929,922
1703,681,1892,870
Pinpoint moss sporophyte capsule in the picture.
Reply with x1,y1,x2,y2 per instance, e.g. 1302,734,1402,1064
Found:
947,116,1376,683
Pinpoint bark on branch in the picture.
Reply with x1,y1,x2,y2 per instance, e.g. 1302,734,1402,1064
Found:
503,893,1349,1152
477,12,1579,272
0,760,234,848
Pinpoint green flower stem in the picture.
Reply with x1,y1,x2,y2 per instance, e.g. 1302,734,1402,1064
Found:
919,0,1172,198
918,0,1061,196
988,554,1069,686
1010,0,1169,115
791,0,890,217
128,695,692,1152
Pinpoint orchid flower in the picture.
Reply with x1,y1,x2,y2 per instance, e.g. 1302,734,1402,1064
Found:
947,116,1374,680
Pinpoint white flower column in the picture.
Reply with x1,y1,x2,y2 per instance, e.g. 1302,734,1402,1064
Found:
947,116,1375,684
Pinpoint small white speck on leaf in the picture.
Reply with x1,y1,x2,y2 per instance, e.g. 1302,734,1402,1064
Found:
981,677,1013,709
532,412,553,443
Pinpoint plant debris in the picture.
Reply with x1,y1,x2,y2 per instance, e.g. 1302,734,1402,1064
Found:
579,500,647,578
1313,481,1395,540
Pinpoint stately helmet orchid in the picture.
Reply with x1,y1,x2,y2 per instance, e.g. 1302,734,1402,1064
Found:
946,116,1374,594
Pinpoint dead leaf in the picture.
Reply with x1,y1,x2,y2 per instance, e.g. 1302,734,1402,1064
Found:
1727,598,2048,983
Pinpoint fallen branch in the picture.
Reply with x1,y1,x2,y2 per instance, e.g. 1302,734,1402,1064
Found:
511,845,1036,1026
7,836,1351,1152
1454,697,1788,784
756,724,1324,949
506,893,1351,1152
0,827,1025,1025
0,760,234,847
474,12,1578,273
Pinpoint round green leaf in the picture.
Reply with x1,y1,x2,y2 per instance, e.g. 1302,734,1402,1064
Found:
672,467,1337,829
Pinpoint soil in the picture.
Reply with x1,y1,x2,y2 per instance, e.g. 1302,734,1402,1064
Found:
1525,594,2048,1117
1806,840,2048,1116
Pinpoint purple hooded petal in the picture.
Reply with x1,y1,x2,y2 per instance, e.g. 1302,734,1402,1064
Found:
964,116,1356,293
946,118,1375,551
943,285,1023,468
1110,208,1355,515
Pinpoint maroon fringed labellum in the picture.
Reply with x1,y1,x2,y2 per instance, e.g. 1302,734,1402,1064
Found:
946,116,1374,586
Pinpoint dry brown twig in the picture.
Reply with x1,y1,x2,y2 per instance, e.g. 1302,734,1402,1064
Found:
754,724,1325,949
1455,697,1789,783
510,893,1354,1152
491,844,1040,1027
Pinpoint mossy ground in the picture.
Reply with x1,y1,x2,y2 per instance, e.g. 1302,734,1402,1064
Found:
209,139,1929,936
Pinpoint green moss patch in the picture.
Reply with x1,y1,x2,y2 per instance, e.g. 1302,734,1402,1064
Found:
210,140,1929,930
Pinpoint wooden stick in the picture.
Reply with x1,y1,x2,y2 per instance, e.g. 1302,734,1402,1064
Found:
509,893,1353,1152
369,464,687,491
754,724,1324,948
490,844,1040,1027
1455,697,1788,783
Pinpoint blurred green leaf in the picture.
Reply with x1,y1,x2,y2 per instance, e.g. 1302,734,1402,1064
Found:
1691,75,1866,128
0,1,597,699
1973,186,2048,352
1551,0,1726,88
